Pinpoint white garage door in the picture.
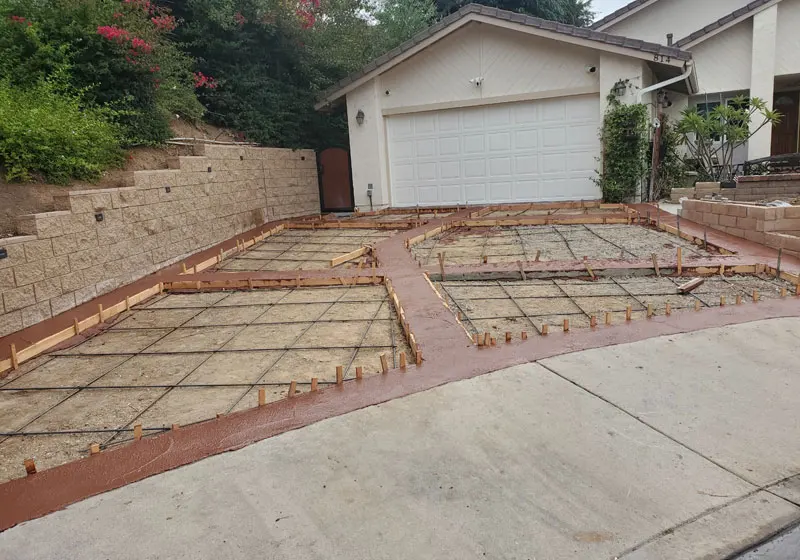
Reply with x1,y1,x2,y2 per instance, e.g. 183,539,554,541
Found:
387,95,602,207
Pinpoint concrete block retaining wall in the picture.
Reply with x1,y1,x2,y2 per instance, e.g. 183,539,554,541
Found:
0,145,319,336
681,199,800,257
670,175,800,203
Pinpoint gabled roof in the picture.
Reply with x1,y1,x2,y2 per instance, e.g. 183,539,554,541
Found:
315,3,691,109
675,0,779,48
590,0,658,30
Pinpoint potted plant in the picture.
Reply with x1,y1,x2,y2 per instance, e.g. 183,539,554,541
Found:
676,96,780,188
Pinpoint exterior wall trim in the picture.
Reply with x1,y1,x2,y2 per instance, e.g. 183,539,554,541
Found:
380,85,601,117
678,0,782,49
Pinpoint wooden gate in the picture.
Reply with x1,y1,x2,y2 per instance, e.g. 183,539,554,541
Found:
318,148,354,212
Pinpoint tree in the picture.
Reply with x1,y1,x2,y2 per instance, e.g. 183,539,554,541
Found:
435,0,594,26
677,96,781,182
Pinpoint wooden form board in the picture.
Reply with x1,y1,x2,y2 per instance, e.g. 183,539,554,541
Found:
384,278,420,361
285,221,409,230
330,246,370,267
164,276,383,292
406,223,455,249
0,283,162,376
182,224,286,275
457,216,630,227
423,272,474,343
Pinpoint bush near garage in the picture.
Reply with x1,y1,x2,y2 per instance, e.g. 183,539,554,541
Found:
595,94,649,203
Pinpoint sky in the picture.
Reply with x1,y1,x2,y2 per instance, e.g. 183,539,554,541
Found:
592,0,632,19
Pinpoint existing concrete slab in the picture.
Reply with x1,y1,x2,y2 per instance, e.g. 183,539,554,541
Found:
1,358,791,559
540,318,800,487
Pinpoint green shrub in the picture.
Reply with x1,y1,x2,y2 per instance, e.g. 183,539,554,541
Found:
0,79,124,183
594,95,649,203
0,0,203,146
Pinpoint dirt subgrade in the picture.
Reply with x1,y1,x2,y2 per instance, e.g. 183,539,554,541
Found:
413,223,719,266
0,119,238,235
0,284,411,484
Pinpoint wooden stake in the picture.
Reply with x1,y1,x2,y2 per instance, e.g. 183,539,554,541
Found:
647,303,653,318
590,315,597,328
380,354,389,373
736,294,742,305
90,443,100,455
626,306,632,321
753,289,760,302
563,319,570,332
258,388,266,406
540,324,548,336
355,367,363,380
372,261,377,283
720,295,726,307
311,378,319,391
518,261,527,281
416,349,422,366
438,252,446,280
796,284,800,297
97,303,104,323
125,296,131,312
651,253,660,277
24,459,36,475
171,424,180,431
336,365,344,385
73,317,80,335
505,332,512,343
288,381,297,397
482,255,488,264
676,247,682,275
535,249,541,262
248,278,254,290
473,333,479,345
585,262,595,279
483,332,490,346
522,330,529,339
695,300,701,312
781,287,787,298
665,302,671,316
134,424,142,441
10,343,18,370
490,337,496,346
399,352,407,369
605,312,612,326
181,262,187,273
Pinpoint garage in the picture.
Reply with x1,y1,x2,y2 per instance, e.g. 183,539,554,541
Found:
314,4,696,210
387,95,601,207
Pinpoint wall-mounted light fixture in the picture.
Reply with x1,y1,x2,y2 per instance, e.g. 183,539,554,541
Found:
356,110,365,126
612,80,628,97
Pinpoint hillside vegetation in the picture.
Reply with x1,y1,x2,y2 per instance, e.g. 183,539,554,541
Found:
0,0,593,185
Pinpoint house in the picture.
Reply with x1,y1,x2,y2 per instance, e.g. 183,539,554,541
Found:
315,3,699,209
595,0,800,165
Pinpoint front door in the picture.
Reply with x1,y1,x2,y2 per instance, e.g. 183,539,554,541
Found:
318,148,354,212
772,92,799,155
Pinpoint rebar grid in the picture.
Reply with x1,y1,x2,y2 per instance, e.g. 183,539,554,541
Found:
412,224,712,266
219,228,395,271
0,285,408,452
438,275,794,336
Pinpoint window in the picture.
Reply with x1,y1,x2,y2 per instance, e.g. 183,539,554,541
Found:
696,101,721,117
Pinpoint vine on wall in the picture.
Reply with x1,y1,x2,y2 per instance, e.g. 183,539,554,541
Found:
594,92,649,203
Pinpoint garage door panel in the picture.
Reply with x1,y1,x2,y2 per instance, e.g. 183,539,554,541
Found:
439,185,463,204
515,130,539,150
489,157,512,177
489,182,514,202
464,160,486,178
488,132,512,151
440,161,461,179
439,137,460,155
514,181,539,200
388,95,601,207
465,184,488,203
515,155,539,175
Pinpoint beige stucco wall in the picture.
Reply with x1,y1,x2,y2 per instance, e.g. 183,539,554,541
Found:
380,23,600,112
776,0,800,75
346,23,656,210
691,20,753,95
0,145,319,336
601,0,753,45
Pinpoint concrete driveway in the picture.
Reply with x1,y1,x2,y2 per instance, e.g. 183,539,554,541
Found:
1,318,800,559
